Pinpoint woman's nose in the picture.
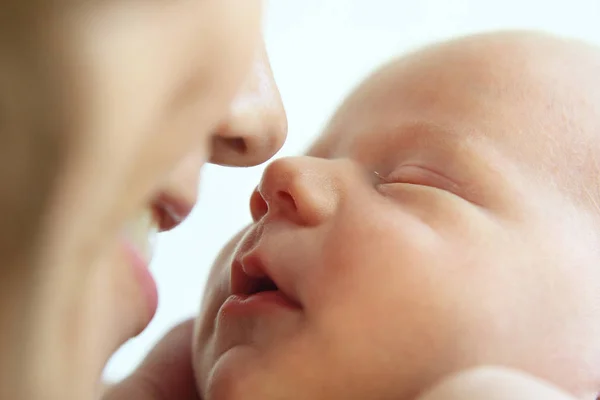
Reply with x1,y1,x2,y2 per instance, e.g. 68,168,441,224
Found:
250,156,340,226
210,40,287,167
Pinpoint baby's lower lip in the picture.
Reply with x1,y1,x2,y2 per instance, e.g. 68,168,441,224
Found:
219,291,301,318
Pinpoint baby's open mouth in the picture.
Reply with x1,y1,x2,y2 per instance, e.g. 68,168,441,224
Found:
245,274,279,295
228,257,301,311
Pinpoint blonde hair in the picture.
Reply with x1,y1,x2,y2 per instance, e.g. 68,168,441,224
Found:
0,4,70,272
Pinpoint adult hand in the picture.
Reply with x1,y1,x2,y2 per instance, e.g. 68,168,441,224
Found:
417,367,578,400
103,319,200,400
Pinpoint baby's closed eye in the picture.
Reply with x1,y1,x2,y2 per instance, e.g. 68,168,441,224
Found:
380,165,460,192
376,164,466,199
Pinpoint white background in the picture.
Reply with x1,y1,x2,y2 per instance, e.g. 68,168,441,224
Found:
104,0,600,381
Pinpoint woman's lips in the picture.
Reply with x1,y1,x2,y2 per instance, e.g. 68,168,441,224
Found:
124,239,159,322
119,193,193,329
124,208,159,262
122,208,160,323
153,192,194,231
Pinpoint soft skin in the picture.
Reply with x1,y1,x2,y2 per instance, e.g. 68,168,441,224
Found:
194,31,600,400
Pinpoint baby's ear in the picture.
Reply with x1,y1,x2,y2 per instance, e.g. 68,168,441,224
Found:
417,367,577,400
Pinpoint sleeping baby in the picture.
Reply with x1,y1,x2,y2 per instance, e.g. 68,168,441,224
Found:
193,30,600,400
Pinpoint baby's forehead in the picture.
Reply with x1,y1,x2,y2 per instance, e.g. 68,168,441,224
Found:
309,32,600,184
306,32,600,219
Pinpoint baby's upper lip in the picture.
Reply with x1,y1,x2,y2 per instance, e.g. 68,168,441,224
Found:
229,227,302,308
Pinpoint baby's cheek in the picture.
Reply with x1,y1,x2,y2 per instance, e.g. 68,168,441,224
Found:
194,230,249,375
318,221,501,382
309,268,463,399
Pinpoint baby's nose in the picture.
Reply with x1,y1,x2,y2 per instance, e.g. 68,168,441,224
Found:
251,156,340,226
210,40,287,167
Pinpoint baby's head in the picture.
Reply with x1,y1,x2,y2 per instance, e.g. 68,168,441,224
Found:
194,31,600,400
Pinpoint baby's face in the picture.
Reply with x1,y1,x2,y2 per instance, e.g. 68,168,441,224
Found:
194,33,600,400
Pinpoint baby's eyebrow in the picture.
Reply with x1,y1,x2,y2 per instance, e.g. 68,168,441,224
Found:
385,120,476,150
390,121,501,175
339,120,481,167
306,119,488,167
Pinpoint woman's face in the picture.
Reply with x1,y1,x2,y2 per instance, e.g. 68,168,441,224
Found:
31,0,286,387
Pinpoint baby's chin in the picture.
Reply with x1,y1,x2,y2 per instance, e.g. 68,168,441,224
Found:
194,314,334,400
195,344,299,400
199,345,256,398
